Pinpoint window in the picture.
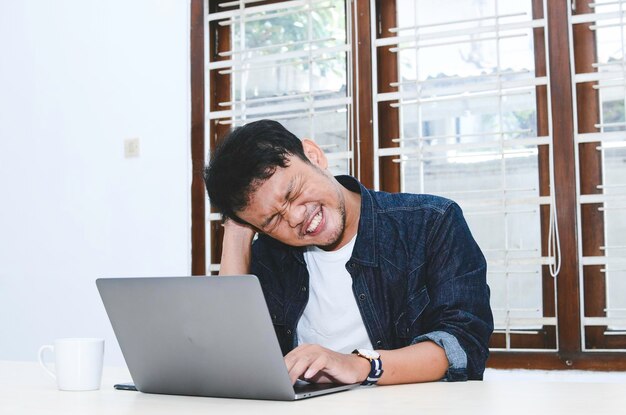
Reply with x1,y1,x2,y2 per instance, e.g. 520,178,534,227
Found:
203,0,355,273
209,0,353,176
190,0,626,369
571,0,626,351
372,0,557,351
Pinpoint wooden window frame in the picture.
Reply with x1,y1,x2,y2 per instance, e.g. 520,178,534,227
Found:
190,0,205,275
190,0,626,370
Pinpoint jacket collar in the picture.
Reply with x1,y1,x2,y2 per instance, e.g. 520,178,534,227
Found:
336,175,377,267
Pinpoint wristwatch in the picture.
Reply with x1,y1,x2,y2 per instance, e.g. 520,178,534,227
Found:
352,348,383,386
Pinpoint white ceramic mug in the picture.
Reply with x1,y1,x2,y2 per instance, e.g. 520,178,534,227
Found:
38,338,105,391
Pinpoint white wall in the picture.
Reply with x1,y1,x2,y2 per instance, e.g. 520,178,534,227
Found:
0,0,191,366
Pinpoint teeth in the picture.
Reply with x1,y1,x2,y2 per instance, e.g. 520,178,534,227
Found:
306,211,322,234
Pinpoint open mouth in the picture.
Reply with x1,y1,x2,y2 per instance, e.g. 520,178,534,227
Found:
305,209,323,235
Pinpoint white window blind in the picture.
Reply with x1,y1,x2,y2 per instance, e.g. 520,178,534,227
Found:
371,0,559,350
571,0,626,346
206,0,353,273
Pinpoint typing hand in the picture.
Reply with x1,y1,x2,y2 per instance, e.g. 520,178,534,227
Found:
284,344,370,385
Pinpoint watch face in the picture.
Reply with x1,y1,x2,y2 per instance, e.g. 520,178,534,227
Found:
357,349,380,360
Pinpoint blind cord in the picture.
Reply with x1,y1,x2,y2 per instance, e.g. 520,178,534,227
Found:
548,145,562,278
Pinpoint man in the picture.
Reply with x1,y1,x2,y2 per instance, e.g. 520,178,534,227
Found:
204,119,493,386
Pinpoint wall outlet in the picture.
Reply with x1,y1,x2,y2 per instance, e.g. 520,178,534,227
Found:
124,138,140,158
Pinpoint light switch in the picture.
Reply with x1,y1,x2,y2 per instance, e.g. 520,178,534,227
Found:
124,138,140,158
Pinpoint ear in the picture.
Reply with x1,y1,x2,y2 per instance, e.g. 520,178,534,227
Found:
301,139,328,169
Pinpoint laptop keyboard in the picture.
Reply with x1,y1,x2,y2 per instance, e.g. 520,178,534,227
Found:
293,380,351,394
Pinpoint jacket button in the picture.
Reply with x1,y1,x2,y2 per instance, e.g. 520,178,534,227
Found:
272,314,277,320
301,286,307,292
349,263,356,268
286,329,292,335
359,293,366,301
376,340,382,347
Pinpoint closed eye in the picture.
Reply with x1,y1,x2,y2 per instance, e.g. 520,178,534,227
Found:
262,176,300,231
268,215,281,231
263,212,283,232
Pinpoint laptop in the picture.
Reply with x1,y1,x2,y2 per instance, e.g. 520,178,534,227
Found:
96,275,359,401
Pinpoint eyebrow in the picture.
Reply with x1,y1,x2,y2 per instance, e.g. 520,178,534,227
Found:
260,176,296,229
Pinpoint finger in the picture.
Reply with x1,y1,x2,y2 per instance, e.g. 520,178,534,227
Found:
308,373,334,383
284,344,307,372
284,354,297,374
288,357,313,385
284,343,315,370
303,355,328,380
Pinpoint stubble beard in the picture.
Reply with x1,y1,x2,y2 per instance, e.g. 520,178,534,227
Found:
316,187,347,250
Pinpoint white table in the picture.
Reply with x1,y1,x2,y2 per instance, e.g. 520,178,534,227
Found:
2,360,625,414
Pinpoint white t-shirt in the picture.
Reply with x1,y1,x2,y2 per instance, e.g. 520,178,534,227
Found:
297,235,373,354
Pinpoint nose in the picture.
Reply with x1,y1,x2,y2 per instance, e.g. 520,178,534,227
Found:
285,204,307,228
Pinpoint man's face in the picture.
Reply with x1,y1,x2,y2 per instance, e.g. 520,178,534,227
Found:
236,156,348,249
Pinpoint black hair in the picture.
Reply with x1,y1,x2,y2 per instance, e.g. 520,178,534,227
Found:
203,119,309,223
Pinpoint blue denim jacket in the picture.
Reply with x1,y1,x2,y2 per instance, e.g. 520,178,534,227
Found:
250,175,493,381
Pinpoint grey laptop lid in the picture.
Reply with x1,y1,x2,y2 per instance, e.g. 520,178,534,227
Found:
96,275,357,401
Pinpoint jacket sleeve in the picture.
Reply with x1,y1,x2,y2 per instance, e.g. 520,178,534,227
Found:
411,202,493,381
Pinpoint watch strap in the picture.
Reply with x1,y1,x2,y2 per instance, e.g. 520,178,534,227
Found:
352,349,383,386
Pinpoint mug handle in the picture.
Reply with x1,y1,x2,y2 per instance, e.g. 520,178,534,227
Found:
38,345,56,379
